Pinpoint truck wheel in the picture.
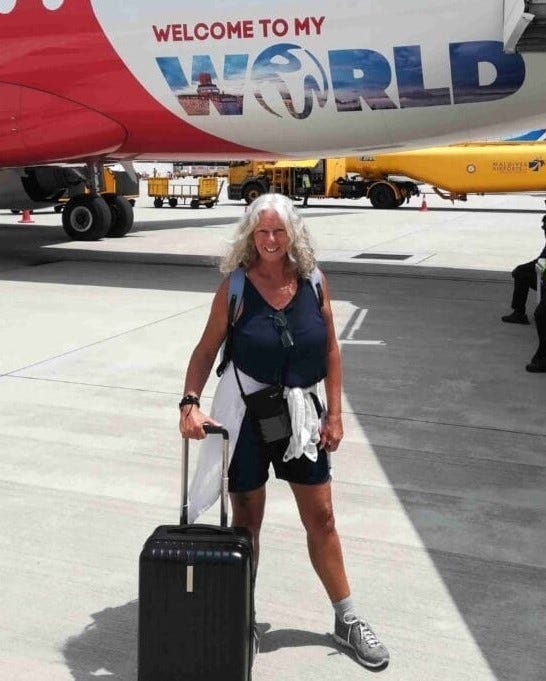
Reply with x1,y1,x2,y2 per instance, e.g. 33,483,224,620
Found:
154,197,163,208
243,183,264,204
62,195,111,241
103,194,134,238
205,200,214,208
168,197,178,208
369,183,397,209
190,199,200,209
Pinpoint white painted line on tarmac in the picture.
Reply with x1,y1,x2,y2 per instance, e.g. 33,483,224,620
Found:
346,308,367,339
340,307,386,345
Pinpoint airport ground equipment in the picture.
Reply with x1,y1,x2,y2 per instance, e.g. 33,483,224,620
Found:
227,158,420,208
356,142,546,203
138,426,254,681
147,176,223,208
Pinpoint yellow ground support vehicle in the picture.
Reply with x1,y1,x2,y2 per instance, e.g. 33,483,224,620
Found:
228,142,546,209
227,158,419,207
356,142,546,203
148,176,222,209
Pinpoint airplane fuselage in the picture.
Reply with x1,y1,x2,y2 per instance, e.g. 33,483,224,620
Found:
1,1,546,164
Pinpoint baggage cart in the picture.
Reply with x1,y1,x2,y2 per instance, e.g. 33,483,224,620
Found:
138,425,254,681
148,176,223,209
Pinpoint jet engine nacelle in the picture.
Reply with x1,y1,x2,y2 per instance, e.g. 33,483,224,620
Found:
0,166,85,211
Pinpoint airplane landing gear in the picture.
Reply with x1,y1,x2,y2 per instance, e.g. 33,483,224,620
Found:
103,194,134,238
59,160,136,240
62,194,111,240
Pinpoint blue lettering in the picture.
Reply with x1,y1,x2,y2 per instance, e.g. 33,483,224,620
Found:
157,39,526,118
156,54,248,116
157,56,189,90
394,46,451,108
450,41,525,104
329,49,397,111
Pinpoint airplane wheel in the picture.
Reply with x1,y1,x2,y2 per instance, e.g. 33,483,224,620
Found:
168,197,178,208
62,195,111,241
154,197,163,208
368,183,397,209
103,194,134,238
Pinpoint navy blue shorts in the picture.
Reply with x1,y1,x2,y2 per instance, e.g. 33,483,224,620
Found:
228,412,331,493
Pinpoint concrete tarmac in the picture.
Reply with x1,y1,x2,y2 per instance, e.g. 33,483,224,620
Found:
0,185,545,681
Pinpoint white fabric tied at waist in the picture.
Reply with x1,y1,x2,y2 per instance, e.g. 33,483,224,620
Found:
187,363,322,523
283,386,321,462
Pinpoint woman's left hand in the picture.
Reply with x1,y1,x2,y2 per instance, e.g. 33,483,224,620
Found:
320,413,343,452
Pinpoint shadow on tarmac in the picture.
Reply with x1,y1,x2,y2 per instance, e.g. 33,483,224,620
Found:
61,602,335,680
62,601,138,681
337,273,546,681
257,624,333,653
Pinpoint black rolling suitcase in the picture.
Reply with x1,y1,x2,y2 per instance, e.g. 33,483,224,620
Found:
138,425,254,681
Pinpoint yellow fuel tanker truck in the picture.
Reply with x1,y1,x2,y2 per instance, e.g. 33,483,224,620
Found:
228,142,546,209
356,141,546,205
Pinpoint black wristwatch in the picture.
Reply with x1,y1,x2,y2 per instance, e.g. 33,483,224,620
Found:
179,394,200,410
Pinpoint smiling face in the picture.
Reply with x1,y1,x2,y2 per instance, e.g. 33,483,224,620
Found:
253,209,290,263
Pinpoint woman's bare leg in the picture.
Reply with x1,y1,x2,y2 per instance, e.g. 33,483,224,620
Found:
290,480,350,601
230,485,266,573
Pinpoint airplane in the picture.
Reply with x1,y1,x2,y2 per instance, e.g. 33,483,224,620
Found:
1,0,546,241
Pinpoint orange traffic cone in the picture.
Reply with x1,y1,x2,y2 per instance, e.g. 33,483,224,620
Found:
419,195,428,212
18,209,34,223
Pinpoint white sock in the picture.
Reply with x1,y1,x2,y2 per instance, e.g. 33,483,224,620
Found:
333,595,357,622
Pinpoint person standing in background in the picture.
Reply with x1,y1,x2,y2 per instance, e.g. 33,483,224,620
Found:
301,169,312,208
501,214,546,325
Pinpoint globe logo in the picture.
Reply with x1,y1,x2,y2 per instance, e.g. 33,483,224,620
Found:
251,43,329,120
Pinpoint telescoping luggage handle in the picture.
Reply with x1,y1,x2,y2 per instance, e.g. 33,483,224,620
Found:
181,424,230,528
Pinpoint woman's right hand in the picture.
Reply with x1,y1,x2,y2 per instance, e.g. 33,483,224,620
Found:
179,406,221,440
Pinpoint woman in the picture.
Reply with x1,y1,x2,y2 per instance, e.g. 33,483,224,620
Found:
179,193,389,669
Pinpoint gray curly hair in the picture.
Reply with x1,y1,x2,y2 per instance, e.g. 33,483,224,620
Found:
220,193,316,276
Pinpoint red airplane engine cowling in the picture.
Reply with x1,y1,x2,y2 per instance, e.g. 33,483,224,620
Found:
0,84,127,166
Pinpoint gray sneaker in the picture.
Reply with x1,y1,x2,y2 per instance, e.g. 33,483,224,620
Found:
333,614,390,669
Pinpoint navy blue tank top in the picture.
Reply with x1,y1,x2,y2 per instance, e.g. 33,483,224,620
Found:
232,276,327,388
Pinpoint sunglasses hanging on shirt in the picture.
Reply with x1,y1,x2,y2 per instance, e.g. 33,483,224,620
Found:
270,310,294,348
